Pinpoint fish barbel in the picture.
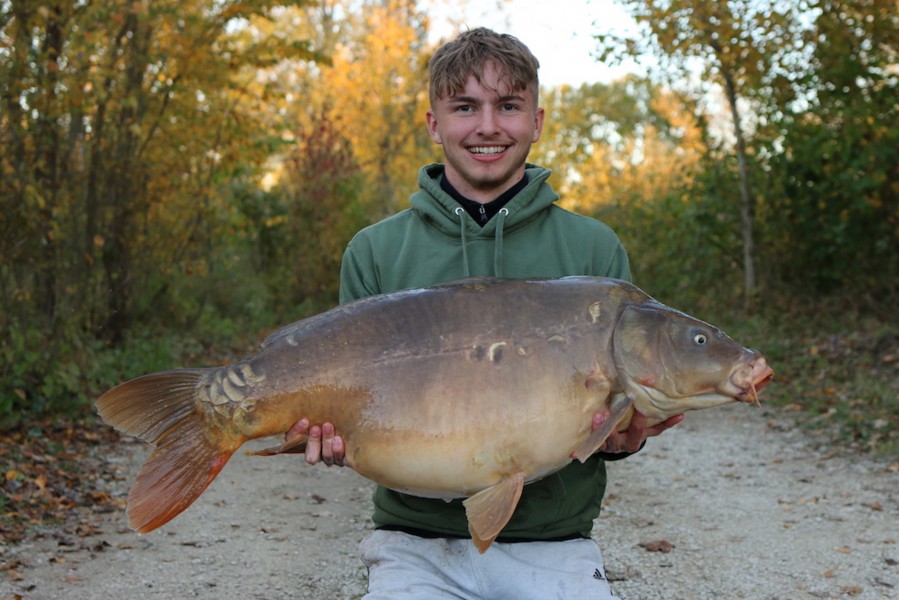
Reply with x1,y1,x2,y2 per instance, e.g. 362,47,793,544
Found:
96,276,773,552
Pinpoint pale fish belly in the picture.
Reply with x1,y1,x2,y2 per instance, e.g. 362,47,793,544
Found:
342,357,609,498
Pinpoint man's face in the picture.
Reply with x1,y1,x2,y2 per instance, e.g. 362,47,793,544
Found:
426,61,544,203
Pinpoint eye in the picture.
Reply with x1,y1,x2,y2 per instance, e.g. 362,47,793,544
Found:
693,332,708,345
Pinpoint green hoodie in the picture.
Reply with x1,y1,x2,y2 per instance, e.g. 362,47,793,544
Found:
339,163,632,541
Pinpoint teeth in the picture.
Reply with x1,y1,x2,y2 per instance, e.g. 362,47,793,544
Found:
469,146,506,155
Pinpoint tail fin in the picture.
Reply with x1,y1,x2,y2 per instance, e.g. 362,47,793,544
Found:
96,369,237,533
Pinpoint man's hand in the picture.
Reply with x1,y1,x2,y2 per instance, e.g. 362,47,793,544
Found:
598,410,684,455
286,419,346,467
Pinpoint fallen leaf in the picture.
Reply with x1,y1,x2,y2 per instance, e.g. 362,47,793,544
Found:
90,491,111,503
75,523,101,537
84,540,111,553
0,417,123,546
639,539,675,553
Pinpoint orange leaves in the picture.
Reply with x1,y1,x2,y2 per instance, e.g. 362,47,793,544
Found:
316,2,432,213
0,558,26,583
0,419,123,545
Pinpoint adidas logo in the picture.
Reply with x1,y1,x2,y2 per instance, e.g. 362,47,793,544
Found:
593,568,606,581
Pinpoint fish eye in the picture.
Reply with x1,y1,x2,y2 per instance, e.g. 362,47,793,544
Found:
693,332,708,345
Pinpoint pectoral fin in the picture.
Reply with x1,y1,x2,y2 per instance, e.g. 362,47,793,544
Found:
463,472,525,554
253,431,308,456
573,394,635,462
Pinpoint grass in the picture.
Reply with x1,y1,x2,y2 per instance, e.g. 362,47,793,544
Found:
716,301,899,460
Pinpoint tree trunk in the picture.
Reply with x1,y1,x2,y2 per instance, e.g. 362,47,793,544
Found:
705,25,757,309
720,67,757,309
34,2,66,326
101,7,151,343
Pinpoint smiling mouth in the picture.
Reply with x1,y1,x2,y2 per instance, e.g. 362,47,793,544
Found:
468,146,508,156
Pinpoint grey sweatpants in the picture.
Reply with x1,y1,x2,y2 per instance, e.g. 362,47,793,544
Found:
359,529,620,599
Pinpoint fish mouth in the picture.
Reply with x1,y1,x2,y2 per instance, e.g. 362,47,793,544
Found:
733,357,774,406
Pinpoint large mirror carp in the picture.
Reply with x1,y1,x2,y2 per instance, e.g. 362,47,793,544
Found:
97,276,773,552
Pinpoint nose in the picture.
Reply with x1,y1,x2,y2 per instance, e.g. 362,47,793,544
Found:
476,109,500,136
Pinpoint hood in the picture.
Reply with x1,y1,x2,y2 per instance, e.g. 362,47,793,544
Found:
408,164,559,278
410,163,559,238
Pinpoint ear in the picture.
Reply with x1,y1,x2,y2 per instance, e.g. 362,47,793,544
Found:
532,106,545,143
426,110,443,144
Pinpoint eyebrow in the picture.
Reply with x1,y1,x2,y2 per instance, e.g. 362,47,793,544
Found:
446,93,527,105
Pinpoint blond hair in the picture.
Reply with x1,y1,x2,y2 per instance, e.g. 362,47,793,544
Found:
428,28,540,105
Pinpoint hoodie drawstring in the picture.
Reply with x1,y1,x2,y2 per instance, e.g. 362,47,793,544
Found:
454,207,471,277
455,206,509,278
494,208,508,277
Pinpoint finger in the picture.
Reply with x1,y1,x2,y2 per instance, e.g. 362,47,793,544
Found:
628,409,647,429
286,418,310,441
599,430,624,453
623,411,648,452
646,414,685,437
331,434,346,467
615,431,641,454
321,422,336,466
305,425,322,465
320,423,347,467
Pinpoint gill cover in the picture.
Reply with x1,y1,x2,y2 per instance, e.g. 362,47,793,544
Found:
611,304,665,390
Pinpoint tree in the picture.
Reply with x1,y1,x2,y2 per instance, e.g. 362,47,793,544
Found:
596,0,811,307
761,0,899,296
245,0,437,217
319,0,436,215
0,0,319,419
263,114,368,314
533,77,705,210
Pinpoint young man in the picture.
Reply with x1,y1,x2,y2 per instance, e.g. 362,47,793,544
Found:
289,28,682,598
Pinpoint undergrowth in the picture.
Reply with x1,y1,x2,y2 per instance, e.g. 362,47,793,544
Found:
715,300,899,459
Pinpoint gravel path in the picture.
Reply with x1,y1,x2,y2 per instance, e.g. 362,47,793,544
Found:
2,404,897,599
